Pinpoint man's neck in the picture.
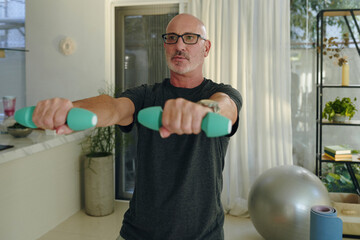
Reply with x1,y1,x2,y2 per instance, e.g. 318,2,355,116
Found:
169,71,204,88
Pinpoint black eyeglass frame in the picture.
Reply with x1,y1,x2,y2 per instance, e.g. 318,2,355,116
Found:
161,32,207,45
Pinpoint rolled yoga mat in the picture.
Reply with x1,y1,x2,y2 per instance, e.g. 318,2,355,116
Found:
310,205,343,240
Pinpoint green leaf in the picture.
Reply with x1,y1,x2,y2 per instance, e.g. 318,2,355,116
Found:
339,175,352,185
328,172,341,180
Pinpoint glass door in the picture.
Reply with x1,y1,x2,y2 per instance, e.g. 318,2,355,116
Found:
115,4,179,200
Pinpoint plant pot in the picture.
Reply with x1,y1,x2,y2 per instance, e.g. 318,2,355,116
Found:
84,154,114,216
332,114,347,123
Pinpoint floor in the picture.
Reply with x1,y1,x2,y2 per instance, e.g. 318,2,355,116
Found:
38,201,262,240
38,201,355,240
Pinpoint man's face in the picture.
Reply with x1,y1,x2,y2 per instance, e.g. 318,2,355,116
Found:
164,17,210,75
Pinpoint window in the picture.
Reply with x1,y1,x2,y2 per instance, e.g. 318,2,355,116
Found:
290,0,360,172
114,4,179,200
0,0,25,49
0,0,26,112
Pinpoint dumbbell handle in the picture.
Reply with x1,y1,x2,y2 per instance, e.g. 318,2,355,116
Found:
14,106,98,131
137,106,232,137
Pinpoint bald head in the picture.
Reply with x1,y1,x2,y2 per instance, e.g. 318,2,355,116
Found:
163,13,211,82
166,13,207,39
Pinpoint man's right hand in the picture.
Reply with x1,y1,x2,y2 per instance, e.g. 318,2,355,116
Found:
32,98,74,134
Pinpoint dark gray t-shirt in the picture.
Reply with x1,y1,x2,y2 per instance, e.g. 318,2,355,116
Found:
119,78,242,240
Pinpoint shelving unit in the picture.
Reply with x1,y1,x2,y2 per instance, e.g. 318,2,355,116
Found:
316,9,360,239
315,9,360,196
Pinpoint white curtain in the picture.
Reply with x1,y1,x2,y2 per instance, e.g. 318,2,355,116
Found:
188,0,293,216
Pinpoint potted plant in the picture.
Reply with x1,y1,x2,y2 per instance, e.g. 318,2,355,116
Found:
81,89,116,217
322,97,357,122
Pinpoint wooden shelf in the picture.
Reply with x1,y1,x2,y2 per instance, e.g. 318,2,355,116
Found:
320,120,360,126
323,10,360,17
318,84,360,88
0,48,28,52
321,154,360,163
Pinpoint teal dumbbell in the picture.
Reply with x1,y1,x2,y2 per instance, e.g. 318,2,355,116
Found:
14,106,98,131
137,106,232,137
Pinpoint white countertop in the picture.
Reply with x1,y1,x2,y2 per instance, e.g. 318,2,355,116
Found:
0,129,90,165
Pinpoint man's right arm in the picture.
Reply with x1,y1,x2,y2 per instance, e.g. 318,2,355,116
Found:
32,95,135,134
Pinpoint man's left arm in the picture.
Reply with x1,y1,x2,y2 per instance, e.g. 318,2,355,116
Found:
209,92,238,125
159,92,240,138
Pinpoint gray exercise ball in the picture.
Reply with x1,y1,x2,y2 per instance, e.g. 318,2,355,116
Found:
248,165,331,240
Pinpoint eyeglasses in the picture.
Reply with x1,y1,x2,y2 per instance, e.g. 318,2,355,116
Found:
162,33,206,45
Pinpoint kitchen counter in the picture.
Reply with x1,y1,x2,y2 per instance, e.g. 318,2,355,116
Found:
0,127,89,240
0,129,90,165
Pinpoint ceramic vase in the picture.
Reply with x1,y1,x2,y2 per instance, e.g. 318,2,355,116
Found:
333,114,346,123
341,62,349,86
84,154,114,216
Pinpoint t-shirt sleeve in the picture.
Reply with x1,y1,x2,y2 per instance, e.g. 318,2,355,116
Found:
117,84,148,132
218,84,242,114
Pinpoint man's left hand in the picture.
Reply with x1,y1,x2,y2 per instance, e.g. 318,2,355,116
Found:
159,98,212,138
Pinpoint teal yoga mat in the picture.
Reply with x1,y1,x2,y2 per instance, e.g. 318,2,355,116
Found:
310,205,343,240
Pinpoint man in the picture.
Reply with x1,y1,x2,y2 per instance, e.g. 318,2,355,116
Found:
32,14,242,240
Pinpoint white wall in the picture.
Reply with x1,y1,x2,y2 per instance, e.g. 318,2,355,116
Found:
26,0,106,105
24,0,187,106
